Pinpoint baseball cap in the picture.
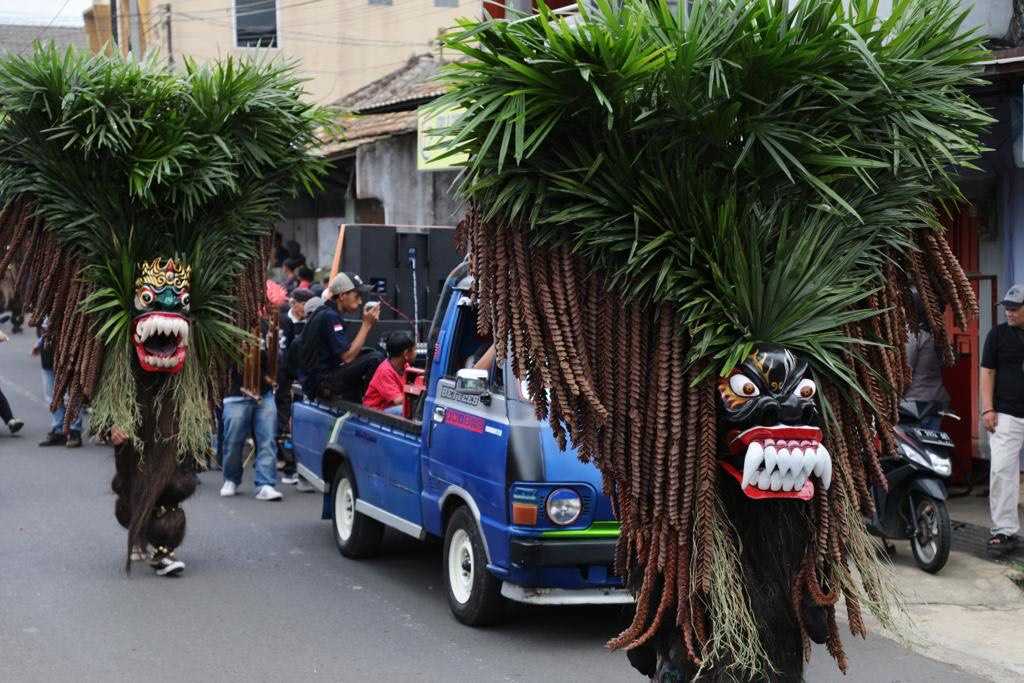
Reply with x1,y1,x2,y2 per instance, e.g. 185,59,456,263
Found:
1001,284,1024,309
328,272,371,296
303,296,324,317
290,288,314,303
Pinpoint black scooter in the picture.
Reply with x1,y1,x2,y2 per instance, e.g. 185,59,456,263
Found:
866,400,955,573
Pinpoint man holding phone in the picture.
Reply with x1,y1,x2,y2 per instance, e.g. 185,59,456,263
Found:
981,284,1024,556
301,272,383,402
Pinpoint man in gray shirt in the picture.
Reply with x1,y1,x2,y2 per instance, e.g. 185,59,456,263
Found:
904,328,950,430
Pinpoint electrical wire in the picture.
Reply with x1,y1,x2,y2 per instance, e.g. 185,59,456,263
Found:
35,0,75,39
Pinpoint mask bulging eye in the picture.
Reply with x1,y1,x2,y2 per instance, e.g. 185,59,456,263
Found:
794,378,816,398
729,374,760,397
140,290,154,305
180,292,190,308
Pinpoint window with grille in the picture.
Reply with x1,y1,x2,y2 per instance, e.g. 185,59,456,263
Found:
235,0,278,48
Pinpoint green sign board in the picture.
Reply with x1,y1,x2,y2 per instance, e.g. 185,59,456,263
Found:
417,105,468,171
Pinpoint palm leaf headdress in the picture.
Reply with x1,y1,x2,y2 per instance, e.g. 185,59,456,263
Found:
433,0,990,674
0,46,331,453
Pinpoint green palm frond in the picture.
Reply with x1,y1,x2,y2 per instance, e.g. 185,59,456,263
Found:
0,45,333,367
431,0,991,380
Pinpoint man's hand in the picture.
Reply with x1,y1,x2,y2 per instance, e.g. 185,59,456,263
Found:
362,303,381,326
111,426,129,446
984,411,998,433
0,330,8,343
30,345,40,356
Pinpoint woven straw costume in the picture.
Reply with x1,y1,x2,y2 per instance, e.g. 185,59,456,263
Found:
0,48,329,576
434,0,989,679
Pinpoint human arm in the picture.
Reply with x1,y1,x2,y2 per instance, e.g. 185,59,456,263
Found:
472,344,496,371
981,329,998,432
340,305,380,364
981,368,997,432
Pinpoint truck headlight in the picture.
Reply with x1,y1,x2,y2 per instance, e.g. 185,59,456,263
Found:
545,488,582,526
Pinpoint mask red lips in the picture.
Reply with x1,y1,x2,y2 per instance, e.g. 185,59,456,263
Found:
132,312,189,374
720,425,832,501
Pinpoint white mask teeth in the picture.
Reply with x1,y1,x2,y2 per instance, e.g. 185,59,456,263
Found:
763,444,778,473
815,444,832,490
770,471,783,491
742,441,764,489
757,469,771,490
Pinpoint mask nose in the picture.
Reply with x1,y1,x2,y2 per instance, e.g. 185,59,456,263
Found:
779,396,806,424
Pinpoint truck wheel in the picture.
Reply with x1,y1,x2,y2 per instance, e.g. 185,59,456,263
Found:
443,507,504,626
332,463,383,559
910,496,951,574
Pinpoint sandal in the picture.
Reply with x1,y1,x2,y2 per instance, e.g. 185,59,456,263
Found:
987,533,1020,556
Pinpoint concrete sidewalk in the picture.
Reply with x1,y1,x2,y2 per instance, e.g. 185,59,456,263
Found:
860,540,1024,682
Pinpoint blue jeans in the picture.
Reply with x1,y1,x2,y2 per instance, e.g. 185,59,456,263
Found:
222,393,278,488
384,405,404,415
41,368,82,433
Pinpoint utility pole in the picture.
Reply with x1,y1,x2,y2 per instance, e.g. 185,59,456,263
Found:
163,4,173,68
110,0,119,48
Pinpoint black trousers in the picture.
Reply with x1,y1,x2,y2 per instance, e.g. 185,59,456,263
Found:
0,386,13,423
275,363,296,475
318,350,385,403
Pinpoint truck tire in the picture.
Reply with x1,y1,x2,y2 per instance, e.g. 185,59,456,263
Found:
443,506,504,626
332,463,383,559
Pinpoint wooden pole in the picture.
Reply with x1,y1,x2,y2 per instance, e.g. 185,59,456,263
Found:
330,224,346,280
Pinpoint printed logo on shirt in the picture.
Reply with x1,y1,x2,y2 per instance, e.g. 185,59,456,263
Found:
333,324,344,332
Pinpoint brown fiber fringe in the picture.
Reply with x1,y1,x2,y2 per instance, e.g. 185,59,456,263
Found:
456,209,976,671
0,198,104,429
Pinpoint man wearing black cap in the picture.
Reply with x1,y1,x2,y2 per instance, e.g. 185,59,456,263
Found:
301,272,382,402
981,284,1024,556
276,288,313,484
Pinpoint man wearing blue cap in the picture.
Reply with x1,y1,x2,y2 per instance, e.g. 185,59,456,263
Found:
981,284,1024,556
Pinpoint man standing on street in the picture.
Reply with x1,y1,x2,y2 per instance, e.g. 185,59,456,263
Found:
219,317,283,501
981,285,1024,556
277,288,312,486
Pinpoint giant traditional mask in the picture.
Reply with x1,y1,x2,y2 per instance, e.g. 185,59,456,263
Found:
132,257,191,374
717,346,832,501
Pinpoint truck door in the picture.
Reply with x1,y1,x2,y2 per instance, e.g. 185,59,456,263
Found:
425,297,511,529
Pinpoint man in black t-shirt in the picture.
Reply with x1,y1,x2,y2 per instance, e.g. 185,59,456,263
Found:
980,284,1024,555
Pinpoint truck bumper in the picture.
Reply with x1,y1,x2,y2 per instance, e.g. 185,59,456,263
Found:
500,583,633,605
509,537,617,567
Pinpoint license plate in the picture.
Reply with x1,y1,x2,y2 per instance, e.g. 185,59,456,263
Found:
915,428,954,447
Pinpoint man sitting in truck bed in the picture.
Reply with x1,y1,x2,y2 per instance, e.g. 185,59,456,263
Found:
301,272,383,402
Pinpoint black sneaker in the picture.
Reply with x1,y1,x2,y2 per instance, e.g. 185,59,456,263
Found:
6,418,23,434
38,431,66,447
66,430,83,448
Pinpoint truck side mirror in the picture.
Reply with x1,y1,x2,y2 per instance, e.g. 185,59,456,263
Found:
456,368,491,405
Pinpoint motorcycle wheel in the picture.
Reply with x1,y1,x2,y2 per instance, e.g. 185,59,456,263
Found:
910,496,951,574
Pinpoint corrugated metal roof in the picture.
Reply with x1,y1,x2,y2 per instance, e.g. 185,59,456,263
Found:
335,53,446,114
321,110,419,157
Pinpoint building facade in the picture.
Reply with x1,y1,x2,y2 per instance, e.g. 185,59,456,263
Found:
92,0,479,104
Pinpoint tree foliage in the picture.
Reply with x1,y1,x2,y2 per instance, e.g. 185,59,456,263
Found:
432,0,991,381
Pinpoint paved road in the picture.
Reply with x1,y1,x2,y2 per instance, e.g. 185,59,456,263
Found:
0,330,989,682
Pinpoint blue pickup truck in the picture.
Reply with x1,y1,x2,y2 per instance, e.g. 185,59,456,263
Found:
292,262,628,625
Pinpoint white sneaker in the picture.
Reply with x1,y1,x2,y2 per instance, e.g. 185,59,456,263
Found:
295,478,315,493
255,485,283,501
220,480,237,497
280,473,299,485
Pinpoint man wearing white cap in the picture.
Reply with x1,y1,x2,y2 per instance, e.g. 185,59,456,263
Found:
981,284,1024,556
300,272,382,402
